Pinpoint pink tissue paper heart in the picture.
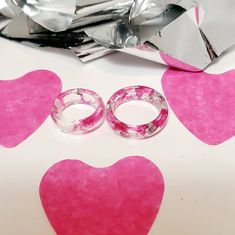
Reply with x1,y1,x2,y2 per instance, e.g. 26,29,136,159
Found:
0,70,62,148
40,156,165,235
162,69,235,145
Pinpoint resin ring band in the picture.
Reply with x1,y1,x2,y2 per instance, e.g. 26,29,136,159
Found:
106,85,168,139
51,89,105,134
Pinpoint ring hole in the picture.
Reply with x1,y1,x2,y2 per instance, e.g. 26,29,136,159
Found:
115,100,159,125
62,104,95,122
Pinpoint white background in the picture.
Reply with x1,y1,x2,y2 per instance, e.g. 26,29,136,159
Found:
0,34,235,235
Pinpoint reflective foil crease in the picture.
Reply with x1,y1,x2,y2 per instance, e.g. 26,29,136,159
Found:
0,0,235,70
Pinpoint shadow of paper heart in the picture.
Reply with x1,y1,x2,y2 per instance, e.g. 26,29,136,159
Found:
40,156,165,235
162,68,235,145
0,70,62,148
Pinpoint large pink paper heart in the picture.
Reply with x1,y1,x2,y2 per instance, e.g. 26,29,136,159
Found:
162,69,235,145
40,156,165,235
0,70,62,148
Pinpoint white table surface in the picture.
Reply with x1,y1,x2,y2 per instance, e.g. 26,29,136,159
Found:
1,35,235,235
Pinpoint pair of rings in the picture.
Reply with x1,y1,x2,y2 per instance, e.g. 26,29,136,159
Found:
51,85,168,139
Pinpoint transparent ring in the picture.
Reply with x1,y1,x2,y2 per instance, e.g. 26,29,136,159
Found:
106,85,168,139
51,89,105,134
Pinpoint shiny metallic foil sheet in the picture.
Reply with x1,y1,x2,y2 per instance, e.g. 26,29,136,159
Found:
0,0,235,70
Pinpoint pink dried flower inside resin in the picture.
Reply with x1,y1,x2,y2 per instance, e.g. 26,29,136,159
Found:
106,85,168,139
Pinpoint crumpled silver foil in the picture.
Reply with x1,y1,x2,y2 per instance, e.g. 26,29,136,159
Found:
0,0,21,18
0,0,235,70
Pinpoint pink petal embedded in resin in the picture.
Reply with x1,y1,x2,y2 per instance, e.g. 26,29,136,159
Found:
106,86,168,139
51,88,105,134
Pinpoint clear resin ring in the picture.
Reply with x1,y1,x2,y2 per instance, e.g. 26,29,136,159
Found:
106,85,168,139
51,89,105,134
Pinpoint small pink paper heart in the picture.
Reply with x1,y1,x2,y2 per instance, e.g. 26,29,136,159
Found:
162,69,235,145
40,156,165,235
0,70,62,148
